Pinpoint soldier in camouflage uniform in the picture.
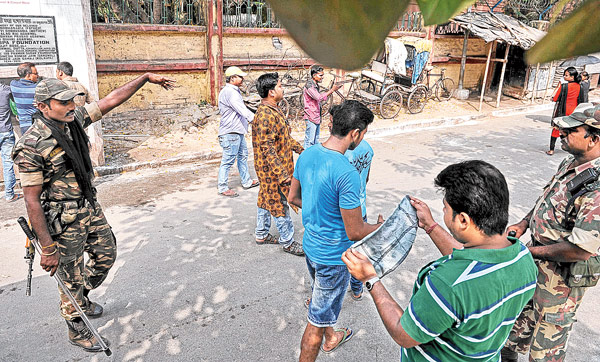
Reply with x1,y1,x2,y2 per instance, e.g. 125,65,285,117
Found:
13,75,174,352
501,103,600,362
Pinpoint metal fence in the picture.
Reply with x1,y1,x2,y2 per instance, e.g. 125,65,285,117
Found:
91,0,207,25
222,0,280,28
393,12,423,32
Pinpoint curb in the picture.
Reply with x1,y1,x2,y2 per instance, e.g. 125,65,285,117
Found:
93,113,486,177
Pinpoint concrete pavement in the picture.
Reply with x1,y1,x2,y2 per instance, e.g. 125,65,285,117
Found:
1,110,600,361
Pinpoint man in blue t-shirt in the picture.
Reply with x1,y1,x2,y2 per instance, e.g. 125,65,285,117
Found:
289,100,383,362
344,138,374,300
9,62,39,134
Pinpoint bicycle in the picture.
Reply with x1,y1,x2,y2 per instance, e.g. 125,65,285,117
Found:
404,68,456,114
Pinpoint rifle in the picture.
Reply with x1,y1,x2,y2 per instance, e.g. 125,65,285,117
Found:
24,230,34,297
17,216,112,356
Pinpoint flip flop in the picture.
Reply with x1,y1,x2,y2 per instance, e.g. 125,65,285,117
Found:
219,190,239,198
320,328,353,354
7,194,23,203
304,297,311,309
546,150,554,156
243,180,260,189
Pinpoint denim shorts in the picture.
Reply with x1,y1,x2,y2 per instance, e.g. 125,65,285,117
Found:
305,256,351,327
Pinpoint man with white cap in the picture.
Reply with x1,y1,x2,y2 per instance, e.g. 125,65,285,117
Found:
13,73,174,352
502,102,600,362
217,66,259,197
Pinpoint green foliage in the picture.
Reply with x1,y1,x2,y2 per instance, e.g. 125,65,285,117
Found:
267,0,410,70
527,0,600,64
416,0,476,26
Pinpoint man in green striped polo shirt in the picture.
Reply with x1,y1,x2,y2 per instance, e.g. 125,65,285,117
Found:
343,160,538,361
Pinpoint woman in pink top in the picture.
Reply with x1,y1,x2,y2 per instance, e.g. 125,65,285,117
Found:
303,66,340,149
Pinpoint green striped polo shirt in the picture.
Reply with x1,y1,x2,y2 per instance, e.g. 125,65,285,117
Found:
400,237,537,362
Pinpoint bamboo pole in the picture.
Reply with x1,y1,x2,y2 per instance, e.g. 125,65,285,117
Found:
530,62,540,104
458,30,469,89
496,44,510,108
479,41,493,112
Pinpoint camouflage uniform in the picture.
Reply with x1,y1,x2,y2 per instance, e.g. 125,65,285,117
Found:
12,102,116,321
505,154,600,362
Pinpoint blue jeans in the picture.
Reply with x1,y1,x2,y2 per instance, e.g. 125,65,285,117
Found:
0,131,16,200
217,133,252,193
255,204,294,247
305,256,351,327
20,124,31,135
304,120,320,149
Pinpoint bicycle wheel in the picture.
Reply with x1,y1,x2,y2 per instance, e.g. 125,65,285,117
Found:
278,98,290,119
359,79,376,94
435,77,456,101
407,85,428,114
379,90,403,119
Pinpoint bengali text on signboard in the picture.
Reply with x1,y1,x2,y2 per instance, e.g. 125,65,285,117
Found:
0,15,59,66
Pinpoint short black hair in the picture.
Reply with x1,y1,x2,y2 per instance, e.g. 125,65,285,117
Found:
310,65,324,78
329,100,373,137
584,125,600,140
17,62,36,77
57,61,74,76
256,72,279,98
434,160,509,236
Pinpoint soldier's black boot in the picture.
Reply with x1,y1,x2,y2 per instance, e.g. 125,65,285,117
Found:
83,289,103,318
66,318,109,352
500,346,518,362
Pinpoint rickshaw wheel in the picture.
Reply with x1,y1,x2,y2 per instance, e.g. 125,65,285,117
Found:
359,79,376,94
278,98,290,119
407,86,428,114
380,90,403,119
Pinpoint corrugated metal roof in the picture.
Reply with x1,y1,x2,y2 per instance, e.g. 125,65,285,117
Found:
452,12,546,50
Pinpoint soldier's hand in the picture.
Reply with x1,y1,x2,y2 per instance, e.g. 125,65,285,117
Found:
506,220,528,239
147,74,176,90
40,251,60,276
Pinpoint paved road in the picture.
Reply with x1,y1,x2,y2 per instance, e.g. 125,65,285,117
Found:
1,110,599,362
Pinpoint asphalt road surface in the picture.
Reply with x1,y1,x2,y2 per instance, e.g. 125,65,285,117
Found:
1,109,599,362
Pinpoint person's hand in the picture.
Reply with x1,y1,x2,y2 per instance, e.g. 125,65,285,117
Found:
342,248,377,283
281,177,292,186
147,74,176,90
332,83,342,92
40,250,59,276
409,196,435,230
506,220,528,239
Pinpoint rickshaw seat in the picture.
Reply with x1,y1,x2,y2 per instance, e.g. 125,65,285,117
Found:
347,72,361,79
361,61,388,84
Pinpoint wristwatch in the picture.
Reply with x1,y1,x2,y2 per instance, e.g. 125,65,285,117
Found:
365,276,381,291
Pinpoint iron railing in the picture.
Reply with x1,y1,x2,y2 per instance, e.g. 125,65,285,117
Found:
222,0,280,28
91,0,206,25
393,11,423,32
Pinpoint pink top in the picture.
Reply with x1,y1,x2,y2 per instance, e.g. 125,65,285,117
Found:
303,80,329,124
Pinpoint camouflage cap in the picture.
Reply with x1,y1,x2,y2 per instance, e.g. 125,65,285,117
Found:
583,104,600,129
554,103,596,129
34,78,84,102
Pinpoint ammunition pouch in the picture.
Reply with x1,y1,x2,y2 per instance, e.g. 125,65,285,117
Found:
565,256,600,288
42,199,84,236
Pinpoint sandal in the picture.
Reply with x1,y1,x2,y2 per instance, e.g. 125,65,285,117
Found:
546,150,554,156
320,328,354,354
351,291,363,301
304,297,311,309
243,180,260,189
256,233,278,245
283,241,304,256
219,189,239,198
7,194,23,203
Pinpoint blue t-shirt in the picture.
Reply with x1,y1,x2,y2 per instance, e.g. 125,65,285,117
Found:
344,140,373,218
10,79,37,127
294,144,361,265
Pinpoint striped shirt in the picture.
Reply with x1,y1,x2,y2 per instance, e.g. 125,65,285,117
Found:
10,79,37,128
400,238,537,362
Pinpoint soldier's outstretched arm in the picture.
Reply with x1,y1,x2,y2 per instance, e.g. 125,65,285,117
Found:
22,185,59,276
97,73,175,116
